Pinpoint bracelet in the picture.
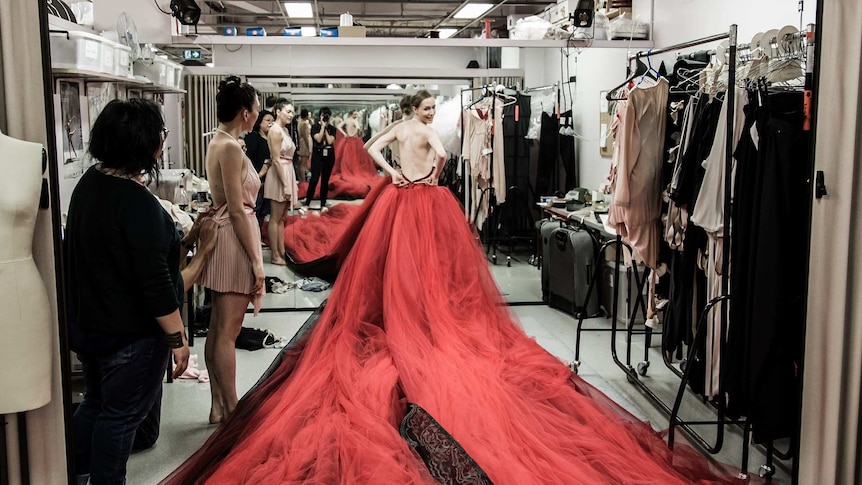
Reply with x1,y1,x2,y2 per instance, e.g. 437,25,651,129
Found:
165,331,185,349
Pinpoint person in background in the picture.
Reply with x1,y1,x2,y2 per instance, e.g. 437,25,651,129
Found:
296,108,312,181
198,76,266,424
243,109,275,230
263,99,298,263
66,98,217,485
304,106,336,213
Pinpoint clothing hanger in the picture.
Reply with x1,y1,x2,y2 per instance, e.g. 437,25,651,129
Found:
636,50,660,87
606,57,649,101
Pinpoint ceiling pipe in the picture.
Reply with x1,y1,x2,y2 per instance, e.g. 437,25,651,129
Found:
451,0,510,38
311,0,322,31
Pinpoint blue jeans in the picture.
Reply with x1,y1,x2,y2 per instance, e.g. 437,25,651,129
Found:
74,336,169,485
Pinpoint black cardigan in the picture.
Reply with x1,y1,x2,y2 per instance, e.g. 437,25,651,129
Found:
65,166,182,339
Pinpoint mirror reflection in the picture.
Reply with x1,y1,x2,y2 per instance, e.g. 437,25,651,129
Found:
210,77,546,313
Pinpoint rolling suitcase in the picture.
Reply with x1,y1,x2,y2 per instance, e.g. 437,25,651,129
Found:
548,226,599,317
540,219,562,302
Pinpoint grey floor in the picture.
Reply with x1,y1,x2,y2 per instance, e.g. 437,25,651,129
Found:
127,250,792,484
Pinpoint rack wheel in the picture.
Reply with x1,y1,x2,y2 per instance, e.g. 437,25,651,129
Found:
637,361,650,376
758,464,775,479
626,372,637,384
680,359,687,372
491,254,497,265
507,256,511,267
569,361,580,374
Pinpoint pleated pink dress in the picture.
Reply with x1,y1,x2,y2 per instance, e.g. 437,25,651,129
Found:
200,156,264,307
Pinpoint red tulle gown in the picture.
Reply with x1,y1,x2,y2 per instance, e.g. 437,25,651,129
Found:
162,178,739,484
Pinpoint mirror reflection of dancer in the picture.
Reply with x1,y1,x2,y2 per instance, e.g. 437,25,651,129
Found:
296,109,312,181
340,110,362,138
263,99,298,265
303,107,336,214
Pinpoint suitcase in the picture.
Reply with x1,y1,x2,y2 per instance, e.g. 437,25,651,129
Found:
539,219,562,302
548,226,600,317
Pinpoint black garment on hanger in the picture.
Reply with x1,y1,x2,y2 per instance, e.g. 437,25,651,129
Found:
559,110,578,191
502,94,532,197
536,112,560,196
725,90,809,443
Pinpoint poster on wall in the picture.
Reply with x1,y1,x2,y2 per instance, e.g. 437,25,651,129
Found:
87,83,116,130
59,80,86,180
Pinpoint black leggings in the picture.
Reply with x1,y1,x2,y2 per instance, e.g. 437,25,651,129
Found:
306,151,335,207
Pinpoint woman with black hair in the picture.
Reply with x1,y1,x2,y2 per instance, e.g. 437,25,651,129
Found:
197,75,266,423
66,97,218,485
263,99,297,264
244,109,274,230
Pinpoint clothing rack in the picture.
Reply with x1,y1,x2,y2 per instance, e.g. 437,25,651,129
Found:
460,84,527,266
571,25,789,479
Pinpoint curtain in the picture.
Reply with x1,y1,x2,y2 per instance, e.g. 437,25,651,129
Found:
799,1,862,484
1,1,68,484
184,74,221,176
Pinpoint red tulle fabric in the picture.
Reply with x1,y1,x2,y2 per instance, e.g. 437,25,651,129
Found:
298,134,383,200
162,182,746,485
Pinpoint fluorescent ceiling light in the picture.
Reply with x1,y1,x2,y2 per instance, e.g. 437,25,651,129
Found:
453,3,493,19
225,1,269,14
301,26,317,37
283,2,314,18
438,28,457,39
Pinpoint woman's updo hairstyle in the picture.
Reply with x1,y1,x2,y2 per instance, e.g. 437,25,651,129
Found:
216,75,257,123
399,95,413,116
411,90,434,109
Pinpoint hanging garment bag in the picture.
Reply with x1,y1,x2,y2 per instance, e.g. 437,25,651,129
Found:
548,226,599,317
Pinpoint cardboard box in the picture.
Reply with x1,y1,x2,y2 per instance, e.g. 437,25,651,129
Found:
338,26,367,38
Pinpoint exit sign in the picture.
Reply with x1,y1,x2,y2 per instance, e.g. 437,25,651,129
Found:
183,49,201,60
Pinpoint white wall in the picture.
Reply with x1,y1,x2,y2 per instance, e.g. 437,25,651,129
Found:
550,0,818,191
92,0,174,44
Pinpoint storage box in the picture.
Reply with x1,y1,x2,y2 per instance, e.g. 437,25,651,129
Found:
320,27,338,37
223,26,237,36
246,27,267,36
50,30,105,73
163,58,183,89
113,43,133,78
283,27,302,37
133,56,170,85
337,26,366,37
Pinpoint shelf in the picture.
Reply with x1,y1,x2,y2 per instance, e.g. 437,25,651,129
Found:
52,68,148,85
51,69,185,93
143,84,187,94
170,35,652,49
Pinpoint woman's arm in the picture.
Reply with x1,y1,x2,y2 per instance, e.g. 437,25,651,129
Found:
368,128,406,186
363,119,402,151
219,143,265,295
267,127,287,185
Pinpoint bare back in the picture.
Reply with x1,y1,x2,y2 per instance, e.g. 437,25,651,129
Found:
393,119,444,181
206,136,248,207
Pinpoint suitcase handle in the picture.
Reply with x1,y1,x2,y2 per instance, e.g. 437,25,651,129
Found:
554,230,568,249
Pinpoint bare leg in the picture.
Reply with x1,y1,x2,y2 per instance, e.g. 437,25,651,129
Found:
206,292,248,421
204,299,224,424
268,200,286,264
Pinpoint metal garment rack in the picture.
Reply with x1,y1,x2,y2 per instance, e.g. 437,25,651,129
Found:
568,26,787,479
460,84,524,266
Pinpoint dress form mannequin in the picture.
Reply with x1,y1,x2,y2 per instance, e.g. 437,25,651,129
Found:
0,131,52,413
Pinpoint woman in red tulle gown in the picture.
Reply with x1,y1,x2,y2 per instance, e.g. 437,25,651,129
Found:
161,91,738,484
